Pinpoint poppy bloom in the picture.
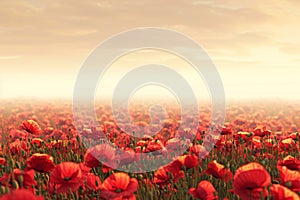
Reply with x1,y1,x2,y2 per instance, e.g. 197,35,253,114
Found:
270,184,300,200
143,139,166,154
0,189,44,200
234,132,252,142
84,143,117,172
43,127,54,135
277,155,300,171
49,162,85,194
30,138,44,148
189,144,209,159
264,138,275,148
206,160,232,182
0,169,37,191
188,180,218,200
26,153,55,173
288,132,299,140
8,129,28,142
233,162,271,200
85,173,101,191
0,157,5,166
253,125,271,137
136,140,147,147
251,136,262,149
177,154,199,169
221,126,232,135
213,136,224,149
9,139,28,156
278,166,300,192
280,138,296,150
101,172,138,200
79,162,91,174
153,160,184,187
20,120,41,135
47,139,64,150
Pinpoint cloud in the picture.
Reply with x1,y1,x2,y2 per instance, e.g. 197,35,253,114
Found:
279,43,300,55
0,56,22,60
0,0,299,72
0,0,279,57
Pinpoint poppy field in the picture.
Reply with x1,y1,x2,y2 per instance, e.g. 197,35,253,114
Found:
0,99,299,200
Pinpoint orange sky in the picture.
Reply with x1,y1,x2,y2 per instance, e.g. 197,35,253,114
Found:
1,0,300,100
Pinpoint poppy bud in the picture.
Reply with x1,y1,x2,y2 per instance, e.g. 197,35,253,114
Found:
73,154,79,161
12,180,19,189
0,186,5,194
137,174,143,180
18,175,24,184
5,167,11,174
44,174,50,182
9,159,15,168
21,149,26,157
285,181,292,188
79,186,85,195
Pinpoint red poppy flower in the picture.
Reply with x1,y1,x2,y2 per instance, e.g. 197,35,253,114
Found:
85,173,101,191
177,154,199,169
253,125,271,137
188,180,218,200
252,136,262,149
144,139,166,154
0,189,44,200
264,138,275,148
153,161,184,187
136,140,147,147
206,160,232,182
0,157,5,166
30,138,44,148
278,155,300,171
278,166,300,192
270,184,300,200
280,138,296,150
234,131,252,142
26,153,55,173
213,136,224,149
20,120,41,135
43,127,54,135
84,144,117,172
233,162,271,200
48,139,64,149
0,169,37,191
189,144,209,159
221,126,232,135
49,162,85,194
101,172,138,200
288,132,299,140
8,129,28,142
9,139,28,156
165,160,184,173
79,162,91,174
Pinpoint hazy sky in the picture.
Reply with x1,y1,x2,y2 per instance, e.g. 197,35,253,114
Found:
1,0,300,100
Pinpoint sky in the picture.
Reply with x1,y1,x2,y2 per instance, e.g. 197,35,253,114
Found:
1,0,300,101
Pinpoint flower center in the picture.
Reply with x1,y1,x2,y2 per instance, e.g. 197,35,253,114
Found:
115,188,123,193
64,177,72,181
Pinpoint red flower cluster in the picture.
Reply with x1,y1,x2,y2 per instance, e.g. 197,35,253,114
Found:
0,101,299,199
